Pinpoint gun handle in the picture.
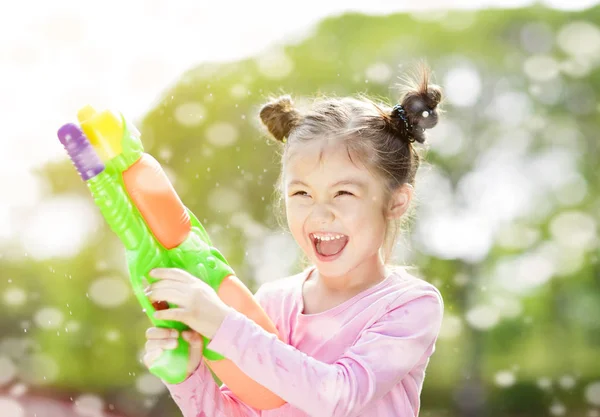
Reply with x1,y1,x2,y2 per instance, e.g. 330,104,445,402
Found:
149,334,191,384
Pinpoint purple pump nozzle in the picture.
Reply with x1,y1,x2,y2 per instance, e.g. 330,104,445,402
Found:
57,123,105,181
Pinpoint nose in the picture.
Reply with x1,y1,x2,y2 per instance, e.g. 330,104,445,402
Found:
310,202,335,225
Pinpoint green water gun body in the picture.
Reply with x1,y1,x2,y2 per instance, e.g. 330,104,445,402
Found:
56,107,285,411
57,108,231,380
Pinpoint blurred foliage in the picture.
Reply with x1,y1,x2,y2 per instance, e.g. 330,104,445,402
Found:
2,4,600,417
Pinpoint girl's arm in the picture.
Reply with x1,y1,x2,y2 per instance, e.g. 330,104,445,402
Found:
207,287,444,417
163,360,259,417
159,284,278,417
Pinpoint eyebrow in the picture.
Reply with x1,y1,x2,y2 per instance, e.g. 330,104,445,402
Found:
288,178,367,190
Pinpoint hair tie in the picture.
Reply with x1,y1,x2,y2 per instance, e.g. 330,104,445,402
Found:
391,104,417,143
391,104,411,130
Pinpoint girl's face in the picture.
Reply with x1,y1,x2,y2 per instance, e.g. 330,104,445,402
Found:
283,140,394,278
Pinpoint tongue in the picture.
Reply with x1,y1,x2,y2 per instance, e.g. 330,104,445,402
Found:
316,238,347,256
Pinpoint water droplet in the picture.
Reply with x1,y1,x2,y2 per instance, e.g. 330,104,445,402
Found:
19,353,59,384
0,397,24,416
34,307,64,330
537,377,552,390
465,304,500,330
495,370,516,387
585,381,600,406
3,287,27,306
136,372,167,395
73,393,104,416
88,277,130,308
0,356,17,385
550,401,566,416
559,375,576,389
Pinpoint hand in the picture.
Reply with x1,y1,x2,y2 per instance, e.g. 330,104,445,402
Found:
143,327,203,377
147,268,233,339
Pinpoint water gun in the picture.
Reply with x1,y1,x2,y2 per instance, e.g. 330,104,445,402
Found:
56,106,286,410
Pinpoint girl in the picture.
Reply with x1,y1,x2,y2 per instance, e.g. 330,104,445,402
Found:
143,66,445,417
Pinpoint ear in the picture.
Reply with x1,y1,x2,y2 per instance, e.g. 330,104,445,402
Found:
386,183,413,219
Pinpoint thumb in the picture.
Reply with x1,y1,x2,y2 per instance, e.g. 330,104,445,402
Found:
183,331,204,375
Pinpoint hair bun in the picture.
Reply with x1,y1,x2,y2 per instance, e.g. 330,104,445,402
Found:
259,95,302,143
392,65,443,144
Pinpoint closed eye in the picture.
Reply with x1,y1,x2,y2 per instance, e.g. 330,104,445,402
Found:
336,190,354,197
291,191,309,197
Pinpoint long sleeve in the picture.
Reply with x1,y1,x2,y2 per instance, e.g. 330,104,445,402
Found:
206,289,444,417
162,360,259,417
160,285,277,417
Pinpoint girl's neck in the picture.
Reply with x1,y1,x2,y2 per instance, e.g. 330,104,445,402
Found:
312,254,388,296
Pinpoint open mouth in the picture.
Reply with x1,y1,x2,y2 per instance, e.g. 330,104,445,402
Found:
309,232,349,261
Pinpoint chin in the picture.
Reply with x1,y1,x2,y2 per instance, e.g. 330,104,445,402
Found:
310,252,355,276
313,261,346,275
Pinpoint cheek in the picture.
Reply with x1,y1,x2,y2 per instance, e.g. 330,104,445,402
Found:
285,202,306,233
339,198,376,219
344,200,387,237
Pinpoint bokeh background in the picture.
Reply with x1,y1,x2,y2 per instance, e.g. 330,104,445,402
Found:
1,1,599,416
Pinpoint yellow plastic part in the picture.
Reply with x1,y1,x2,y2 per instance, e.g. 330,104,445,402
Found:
77,105,125,161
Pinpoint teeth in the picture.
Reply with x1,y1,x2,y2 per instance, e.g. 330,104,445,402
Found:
312,233,344,241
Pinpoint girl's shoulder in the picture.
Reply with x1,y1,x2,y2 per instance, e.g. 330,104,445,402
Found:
254,268,308,302
387,265,444,307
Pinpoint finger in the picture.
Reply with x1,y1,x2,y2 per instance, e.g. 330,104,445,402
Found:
153,308,188,323
149,268,191,282
147,288,188,307
146,327,179,340
141,276,153,295
182,331,203,345
146,338,178,351
143,349,163,368
184,332,204,375
150,280,190,291
148,280,190,299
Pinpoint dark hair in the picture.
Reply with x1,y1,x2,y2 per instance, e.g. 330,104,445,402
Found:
259,64,443,263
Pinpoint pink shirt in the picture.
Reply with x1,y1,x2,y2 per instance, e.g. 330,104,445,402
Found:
163,266,444,417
